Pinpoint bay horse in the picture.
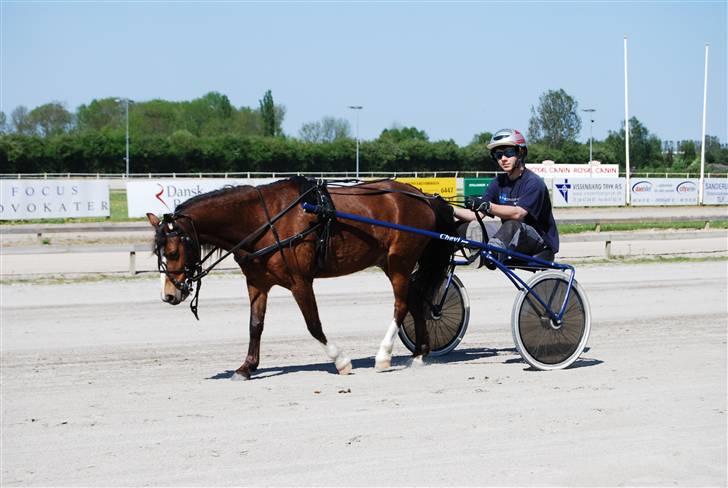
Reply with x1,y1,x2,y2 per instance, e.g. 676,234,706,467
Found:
147,177,455,379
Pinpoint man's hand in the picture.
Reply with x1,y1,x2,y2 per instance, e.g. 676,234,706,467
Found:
464,197,492,217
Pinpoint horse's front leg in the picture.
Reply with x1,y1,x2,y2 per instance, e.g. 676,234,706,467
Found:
291,281,352,375
233,282,270,380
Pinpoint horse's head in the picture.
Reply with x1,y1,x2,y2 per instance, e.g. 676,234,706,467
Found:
147,213,200,305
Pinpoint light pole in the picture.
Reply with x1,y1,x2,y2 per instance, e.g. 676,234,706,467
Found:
582,108,596,162
115,98,131,177
348,105,363,178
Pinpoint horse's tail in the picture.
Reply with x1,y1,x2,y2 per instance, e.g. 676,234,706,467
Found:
408,196,457,322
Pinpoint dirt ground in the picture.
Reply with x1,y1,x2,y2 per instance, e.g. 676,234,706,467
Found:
1,260,726,486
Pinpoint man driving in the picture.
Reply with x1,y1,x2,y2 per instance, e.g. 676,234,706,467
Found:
453,128,559,261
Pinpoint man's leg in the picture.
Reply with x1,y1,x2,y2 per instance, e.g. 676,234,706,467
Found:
489,220,545,259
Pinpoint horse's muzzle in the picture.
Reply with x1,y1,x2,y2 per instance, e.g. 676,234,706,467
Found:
162,293,183,305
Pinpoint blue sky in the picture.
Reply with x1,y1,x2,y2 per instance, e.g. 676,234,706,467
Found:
2,1,726,146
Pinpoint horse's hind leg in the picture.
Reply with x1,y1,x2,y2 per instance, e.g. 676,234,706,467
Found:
233,282,270,380
291,281,352,375
375,258,414,371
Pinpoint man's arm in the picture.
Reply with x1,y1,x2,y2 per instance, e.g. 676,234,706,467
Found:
489,202,528,221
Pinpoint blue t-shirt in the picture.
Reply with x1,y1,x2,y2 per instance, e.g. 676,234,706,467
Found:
483,168,559,253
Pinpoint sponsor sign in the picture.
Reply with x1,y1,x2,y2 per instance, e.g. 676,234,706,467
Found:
0,180,110,220
463,178,494,197
552,178,626,207
127,178,278,217
630,178,699,206
396,177,457,199
703,178,728,205
527,163,619,178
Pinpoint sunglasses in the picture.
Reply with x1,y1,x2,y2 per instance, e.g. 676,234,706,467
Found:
492,147,519,160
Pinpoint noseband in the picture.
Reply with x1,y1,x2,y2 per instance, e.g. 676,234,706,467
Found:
154,214,205,316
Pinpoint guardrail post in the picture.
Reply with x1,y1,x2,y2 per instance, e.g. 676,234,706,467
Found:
129,249,136,276
605,240,612,259
704,220,710,230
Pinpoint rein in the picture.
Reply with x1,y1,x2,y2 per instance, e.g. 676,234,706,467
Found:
155,183,328,319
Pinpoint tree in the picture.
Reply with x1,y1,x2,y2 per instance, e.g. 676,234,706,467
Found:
182,92,235,136
10,106,33,135
604,117,663,170
378,125,429,143
27,102,73,137
298,116,351,143
0,112,7,134
704,135,723,164
469,131,492,146
76,98,125,132
527,89,582,148
259,90,277,137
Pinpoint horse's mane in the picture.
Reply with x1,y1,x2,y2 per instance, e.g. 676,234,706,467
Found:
173,184,251,214
173,179,297,214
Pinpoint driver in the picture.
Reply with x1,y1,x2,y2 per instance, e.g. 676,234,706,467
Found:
453,128,559,261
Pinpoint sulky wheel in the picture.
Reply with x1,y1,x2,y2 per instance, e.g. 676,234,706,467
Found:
399,274,470,356
511,270,591,370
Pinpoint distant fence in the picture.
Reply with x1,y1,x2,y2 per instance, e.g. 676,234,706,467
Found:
3,172,727,220
1,171,725,180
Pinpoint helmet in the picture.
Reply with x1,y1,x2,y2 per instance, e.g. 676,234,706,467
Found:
486,128,527,150
487,128,528,162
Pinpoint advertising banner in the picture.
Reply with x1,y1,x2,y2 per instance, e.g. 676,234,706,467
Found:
127,178,278,217
702,178,728,205
527,163,619,178
396,177,457,199
552,178,626,207
630,178,699,206
0,180,110,220
463,178,494,197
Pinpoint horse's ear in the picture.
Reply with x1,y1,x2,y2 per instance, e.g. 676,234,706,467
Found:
147,213,161,228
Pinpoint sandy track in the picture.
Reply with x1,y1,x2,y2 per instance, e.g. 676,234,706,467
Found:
1,262,726,486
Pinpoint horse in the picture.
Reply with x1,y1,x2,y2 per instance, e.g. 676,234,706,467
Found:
146,177,455,379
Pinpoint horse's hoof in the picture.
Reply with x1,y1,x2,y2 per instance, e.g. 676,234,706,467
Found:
374,358,391,371
231,371,250,381
337,360,353,375
409,356,426,368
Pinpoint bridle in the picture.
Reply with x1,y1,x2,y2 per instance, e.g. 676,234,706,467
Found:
153,181,335,319
154,214,204,303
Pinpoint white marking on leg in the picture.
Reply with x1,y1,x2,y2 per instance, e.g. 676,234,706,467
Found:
159,256,168,300
375,319,399,371
409,355,426,368
321,342,352,375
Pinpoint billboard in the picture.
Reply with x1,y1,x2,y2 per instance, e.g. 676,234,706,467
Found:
527,163,619,178
702,178,728,205
552,178,626,207
630,178,699,206
127,178,278,217
463,178,494,197
395,177,457,199
0,180,110,220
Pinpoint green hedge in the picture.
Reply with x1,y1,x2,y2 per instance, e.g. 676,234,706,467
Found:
0,134,499,174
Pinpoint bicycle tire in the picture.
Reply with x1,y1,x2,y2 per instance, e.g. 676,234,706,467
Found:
399,274,470,356
511,271,591,370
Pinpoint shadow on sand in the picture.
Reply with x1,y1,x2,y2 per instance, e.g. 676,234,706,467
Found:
206,345,600,380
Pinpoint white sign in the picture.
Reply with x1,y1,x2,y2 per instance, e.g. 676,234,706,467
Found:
703,178,728,205
0,180,110,220
528,163,620,178
127,178,278,217
630,178,699,206
552,178,626,207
